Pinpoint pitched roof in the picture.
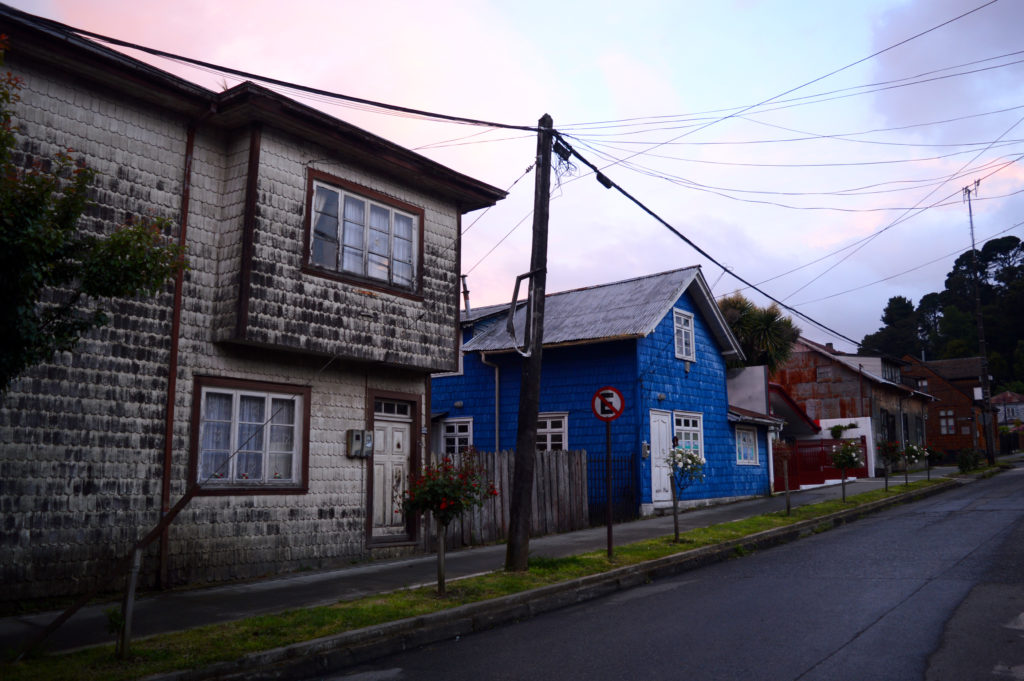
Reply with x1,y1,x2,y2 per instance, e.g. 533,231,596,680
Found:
796,337,932,401
728,405,784,428
992,391,1024,405
921,357,985,382
0,4,506,212
462,267,743,359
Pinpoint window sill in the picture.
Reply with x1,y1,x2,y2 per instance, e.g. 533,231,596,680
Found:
195,484,308,496
302,265,423,302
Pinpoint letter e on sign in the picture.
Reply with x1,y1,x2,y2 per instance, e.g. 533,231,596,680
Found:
592,386,624,422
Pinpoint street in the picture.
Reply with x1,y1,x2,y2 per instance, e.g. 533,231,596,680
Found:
321,468,1024,681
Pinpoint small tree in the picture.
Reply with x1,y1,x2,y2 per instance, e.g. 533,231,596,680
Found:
830,440,863,502
876,440,902,492
402,452,497,596
666,446,705,542
0,36,186,393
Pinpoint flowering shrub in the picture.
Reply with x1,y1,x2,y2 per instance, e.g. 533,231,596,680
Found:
902,443,927,465
402,453,498,528
665,447,705,491
830,440,863,471
877,440,901,469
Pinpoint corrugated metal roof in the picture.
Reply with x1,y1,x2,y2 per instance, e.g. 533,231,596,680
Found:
463,267,743,358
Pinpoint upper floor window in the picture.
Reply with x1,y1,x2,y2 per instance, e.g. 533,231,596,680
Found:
192,377,310,493
537,413,568,452
939,409,955,435
307,173,421,292
673,309,695,361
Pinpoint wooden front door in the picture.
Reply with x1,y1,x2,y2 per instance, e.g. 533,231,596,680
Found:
651,410,673,504
372,403,413,539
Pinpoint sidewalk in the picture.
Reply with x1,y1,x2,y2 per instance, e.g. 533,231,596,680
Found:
0,463,975,657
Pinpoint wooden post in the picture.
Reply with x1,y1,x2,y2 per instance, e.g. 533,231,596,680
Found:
506,114,553,572
117,548,142,659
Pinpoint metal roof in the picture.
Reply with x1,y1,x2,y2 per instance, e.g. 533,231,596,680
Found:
462,267,743,359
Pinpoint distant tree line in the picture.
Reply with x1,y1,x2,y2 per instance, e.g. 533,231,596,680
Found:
858,236,1024,393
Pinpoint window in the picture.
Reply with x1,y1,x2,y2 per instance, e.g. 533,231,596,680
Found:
918,378,928,390
674,412,703,460
673,309,695,361
193,378,310,491
735,426,758,464
939,409,954,435
537,413,568,451
441,418,473,455
308,176,420,291
817,366,833,381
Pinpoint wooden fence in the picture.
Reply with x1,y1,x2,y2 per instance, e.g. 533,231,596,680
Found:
432,449,590,550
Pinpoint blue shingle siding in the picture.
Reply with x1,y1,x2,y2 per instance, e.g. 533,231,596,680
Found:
432,284,770,515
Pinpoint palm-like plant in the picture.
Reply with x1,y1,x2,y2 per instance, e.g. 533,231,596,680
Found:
718,294,800,373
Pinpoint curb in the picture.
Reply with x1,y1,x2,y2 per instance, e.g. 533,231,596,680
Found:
143,479,960,681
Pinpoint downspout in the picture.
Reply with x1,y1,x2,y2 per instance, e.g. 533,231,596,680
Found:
159,114,206,588
480,352,500,451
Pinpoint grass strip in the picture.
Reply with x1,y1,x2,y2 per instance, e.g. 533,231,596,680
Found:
2,480,943,681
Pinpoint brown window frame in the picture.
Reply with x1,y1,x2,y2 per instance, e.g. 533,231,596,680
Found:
302,169,425,300
189,376,312,496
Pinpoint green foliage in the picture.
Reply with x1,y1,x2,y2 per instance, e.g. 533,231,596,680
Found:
0,38,187,392
402,453,497,528
829,440,863,471
957,449,983,473
718,293,801,372
828,422,858,440
666,446,705,494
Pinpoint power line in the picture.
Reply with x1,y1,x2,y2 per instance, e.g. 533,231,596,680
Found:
552,132,864,348
24,11,537,134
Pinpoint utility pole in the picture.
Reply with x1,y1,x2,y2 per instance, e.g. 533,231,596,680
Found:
505,114,553,572
964,180,996,465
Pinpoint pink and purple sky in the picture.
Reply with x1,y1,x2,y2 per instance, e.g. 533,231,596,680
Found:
9,0,1024,351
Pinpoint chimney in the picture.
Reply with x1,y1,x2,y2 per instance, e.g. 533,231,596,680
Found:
460,275,471,314
825,342,835,352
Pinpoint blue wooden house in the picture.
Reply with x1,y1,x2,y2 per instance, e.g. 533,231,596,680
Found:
431,267,779,520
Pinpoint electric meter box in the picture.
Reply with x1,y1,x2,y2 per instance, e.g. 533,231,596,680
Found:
346,430,374,458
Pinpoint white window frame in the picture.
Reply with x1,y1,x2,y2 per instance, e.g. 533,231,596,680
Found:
735,426,759,465
939,409,955,436
673,309,696,362
673,411,704,461
537,413,568,452
440,418,473,456
197,386,303,488
309,179,419,291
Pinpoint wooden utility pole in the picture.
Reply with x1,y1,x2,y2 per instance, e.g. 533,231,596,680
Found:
964,181,996,465
505,114,553,571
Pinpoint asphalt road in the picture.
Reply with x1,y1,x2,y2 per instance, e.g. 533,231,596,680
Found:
319,468,1024,681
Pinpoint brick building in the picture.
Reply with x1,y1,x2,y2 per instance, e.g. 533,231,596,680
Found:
0,6,504,601
900,356,987,457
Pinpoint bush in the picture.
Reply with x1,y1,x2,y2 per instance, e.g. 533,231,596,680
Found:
957,449,982,473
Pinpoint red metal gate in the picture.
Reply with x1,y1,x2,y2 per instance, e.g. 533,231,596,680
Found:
773,437,869,492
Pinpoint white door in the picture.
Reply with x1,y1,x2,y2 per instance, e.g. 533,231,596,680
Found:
651,410,673,504
372,418,412,538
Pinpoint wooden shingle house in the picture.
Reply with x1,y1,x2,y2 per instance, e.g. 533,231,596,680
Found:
0,5,505,601
431,268,779,520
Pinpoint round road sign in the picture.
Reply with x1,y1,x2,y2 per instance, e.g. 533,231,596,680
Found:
592,386,624,422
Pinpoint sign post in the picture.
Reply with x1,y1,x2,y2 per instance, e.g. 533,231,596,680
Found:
592,386,624,559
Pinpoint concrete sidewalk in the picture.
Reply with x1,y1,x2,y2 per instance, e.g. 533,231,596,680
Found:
0,464,972,657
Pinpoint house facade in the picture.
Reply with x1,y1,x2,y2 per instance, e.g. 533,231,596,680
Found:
991,391,1023,453
0,7,505,601
432,268,777,520
901,356,988,456
771,338,931,475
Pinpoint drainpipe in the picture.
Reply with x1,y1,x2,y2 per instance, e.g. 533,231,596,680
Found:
480,352,500,451
159,116,203,588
